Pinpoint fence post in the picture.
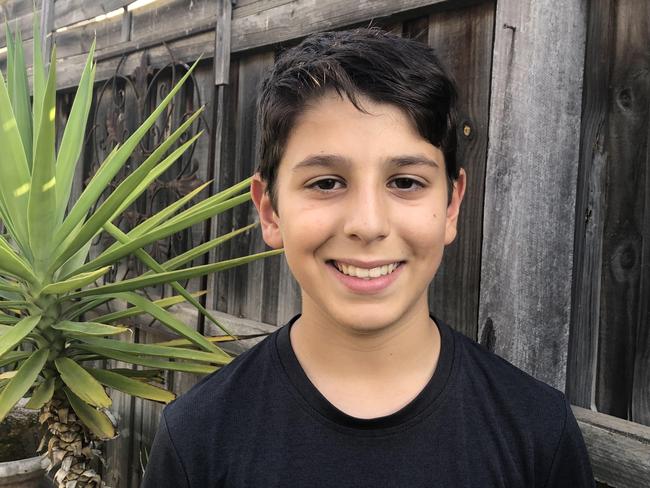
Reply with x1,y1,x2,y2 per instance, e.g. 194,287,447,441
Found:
202,0,234,327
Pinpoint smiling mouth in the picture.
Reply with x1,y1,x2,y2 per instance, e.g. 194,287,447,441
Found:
328,260,404,279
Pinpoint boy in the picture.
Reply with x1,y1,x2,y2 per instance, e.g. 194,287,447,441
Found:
142,28,594,487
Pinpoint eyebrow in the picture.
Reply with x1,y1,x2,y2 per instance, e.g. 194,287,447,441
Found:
291,153,440,171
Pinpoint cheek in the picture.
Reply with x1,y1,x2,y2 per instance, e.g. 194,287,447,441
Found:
279,209,333,258
399,208,447,258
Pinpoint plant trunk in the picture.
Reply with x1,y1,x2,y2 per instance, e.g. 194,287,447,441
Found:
39,396,104,487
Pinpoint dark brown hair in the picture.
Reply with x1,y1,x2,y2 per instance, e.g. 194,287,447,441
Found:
257,27,459,209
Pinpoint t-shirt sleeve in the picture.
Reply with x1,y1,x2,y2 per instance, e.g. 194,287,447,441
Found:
141,411,190,488
543,396,596,488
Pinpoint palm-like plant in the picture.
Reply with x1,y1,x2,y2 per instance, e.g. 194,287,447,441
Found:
0,19,279,487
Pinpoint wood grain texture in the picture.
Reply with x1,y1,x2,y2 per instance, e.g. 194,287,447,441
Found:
573,406,650,487
129,0,217,46
2,0,466,89
635,86,650,427
230,51,274,322
214,0,232,86
0,1,42,46
478,0,587,390
55,29,215,90
214,58,240,314
52,7,123,61
425,1,494,341
54,0,130,30
567,0,613,410
596,0,650,423
229,0,451,54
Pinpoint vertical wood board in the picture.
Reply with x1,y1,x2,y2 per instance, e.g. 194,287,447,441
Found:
426,1,494,341
567,0,613,411
478,0,587,390
596,0,649,423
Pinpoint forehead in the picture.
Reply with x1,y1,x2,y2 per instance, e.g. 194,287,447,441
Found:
279,92,442,171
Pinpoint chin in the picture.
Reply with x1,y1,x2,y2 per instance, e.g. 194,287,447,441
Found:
327,304,406,335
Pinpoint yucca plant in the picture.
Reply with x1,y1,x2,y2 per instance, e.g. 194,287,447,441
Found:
0,19,280,487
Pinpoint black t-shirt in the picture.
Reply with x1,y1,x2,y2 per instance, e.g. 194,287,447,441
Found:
141,315,595,487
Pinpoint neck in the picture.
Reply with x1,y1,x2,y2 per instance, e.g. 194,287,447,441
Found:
290,295,440,384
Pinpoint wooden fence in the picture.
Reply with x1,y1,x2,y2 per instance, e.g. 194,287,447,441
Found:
0,0,648,486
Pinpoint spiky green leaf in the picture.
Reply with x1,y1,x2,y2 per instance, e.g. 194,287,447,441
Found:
64,388,116,440
74,193,250,275
0,236,38,283
0,315,41,358
108,108,205,221
11,29,32,167
0,351,29,368
0,348,48,422
71,250,282,298
41,266,112,295
0,68,31,248
52,58,202,253
85,368,175,404
51,320,130,336
72,344,218,374
51,131,203,273
28,46,58,270
70,335,229,363
24,377,55,409
54,357,111,408
90,291,222,354
55,41,96,225
32,12,46,152
102,222,237,339
92,292,205,323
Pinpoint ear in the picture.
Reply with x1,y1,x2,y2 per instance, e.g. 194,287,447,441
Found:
444,168,467,245
251,173,283,249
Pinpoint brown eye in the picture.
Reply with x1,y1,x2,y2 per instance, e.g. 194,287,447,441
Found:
309,178,343,191
389,177,423,190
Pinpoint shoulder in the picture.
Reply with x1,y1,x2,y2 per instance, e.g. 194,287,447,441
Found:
452,327,566,415
448,327,591,482
162,328,280,438
449,326,571,451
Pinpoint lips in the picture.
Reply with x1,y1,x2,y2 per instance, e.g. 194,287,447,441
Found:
326,259,405,294
332,261,402,279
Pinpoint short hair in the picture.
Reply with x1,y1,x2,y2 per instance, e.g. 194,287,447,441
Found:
256,27,459,210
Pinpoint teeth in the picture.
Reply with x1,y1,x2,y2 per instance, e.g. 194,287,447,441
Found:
333,261,400,279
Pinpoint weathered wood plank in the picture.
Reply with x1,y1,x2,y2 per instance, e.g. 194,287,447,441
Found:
232,0,294,19
214,57,240,314
5,0,468,89
128,329,165,488
52,8,123,61
425,1,494,341
478,0,587,390
204,0,233,316
129,0,217,44
635,85,650,428
0,2,42,47
566,0,613,410
55,29,215,90
275,256,301,326
54,0,130,30
230,51,275,322
214,0,232,85
596,0,650,422
573,406,650,487
102,345,135,488
229,0,453,54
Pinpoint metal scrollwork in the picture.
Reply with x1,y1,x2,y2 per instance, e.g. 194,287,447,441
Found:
83,47,210,301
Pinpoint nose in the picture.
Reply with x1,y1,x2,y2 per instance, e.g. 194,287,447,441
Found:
342,183,390,243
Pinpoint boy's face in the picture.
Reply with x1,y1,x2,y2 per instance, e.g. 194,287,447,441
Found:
252,92,466,333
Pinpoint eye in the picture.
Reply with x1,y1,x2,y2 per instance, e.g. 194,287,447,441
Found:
307,178,344,191
388,177,425,191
